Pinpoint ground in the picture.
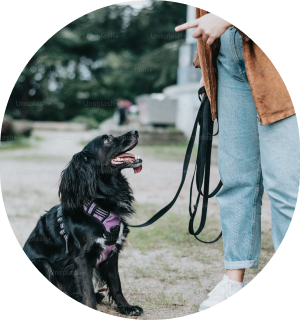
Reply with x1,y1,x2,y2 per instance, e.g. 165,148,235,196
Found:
0,130,274,319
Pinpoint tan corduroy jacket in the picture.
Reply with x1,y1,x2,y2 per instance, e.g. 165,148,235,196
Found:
193,8,295,125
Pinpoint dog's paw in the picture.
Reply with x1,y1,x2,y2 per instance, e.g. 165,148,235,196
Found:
116,305,143,316
95,292,105,304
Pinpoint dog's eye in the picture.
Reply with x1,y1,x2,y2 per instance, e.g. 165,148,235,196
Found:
104,137,110,144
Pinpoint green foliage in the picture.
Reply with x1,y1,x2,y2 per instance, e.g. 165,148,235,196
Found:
6,1,187,122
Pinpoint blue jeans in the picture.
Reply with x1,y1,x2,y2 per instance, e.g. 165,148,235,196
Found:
216,28,300,269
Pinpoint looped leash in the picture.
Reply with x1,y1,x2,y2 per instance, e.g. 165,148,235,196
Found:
128,87,223,244
188,87,222,243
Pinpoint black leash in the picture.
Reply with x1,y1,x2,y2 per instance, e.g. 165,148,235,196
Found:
128,87,223,243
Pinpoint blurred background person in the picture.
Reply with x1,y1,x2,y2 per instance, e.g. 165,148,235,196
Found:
117,98,132,125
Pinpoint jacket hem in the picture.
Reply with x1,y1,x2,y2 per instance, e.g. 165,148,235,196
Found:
260,109,296,125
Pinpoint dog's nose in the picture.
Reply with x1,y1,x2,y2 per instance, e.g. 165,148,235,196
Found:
131,130,138,135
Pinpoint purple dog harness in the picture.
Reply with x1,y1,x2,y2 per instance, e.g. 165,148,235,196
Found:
83,200,121,264
57,201,121,264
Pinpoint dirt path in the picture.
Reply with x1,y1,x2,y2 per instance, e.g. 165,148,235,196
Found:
0,130,273,319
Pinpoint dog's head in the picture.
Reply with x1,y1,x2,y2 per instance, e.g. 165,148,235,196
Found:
98,130,142,175
59,130,142,211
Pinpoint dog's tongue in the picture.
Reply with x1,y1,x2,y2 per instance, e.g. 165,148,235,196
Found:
118,153,142,174
134,165,142,174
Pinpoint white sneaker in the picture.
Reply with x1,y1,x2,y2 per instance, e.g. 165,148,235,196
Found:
199,275,244,311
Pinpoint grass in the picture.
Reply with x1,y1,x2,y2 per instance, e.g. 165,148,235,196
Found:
79,140,88,146
145,292,186,308
102,284,187,309
127,203,274,287
129,262,202,286
0,135,44,152
127,203,223,257
34,135,44,141
0,138,32,151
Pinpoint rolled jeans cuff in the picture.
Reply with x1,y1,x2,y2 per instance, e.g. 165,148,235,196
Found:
224,259,258,269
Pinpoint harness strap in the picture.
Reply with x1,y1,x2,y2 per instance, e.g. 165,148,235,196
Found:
128,88,223,244
83,200,120,245
57,206,69,254
84,200,110,222
57,202,121,255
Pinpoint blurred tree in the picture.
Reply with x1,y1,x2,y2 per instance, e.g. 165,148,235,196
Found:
6,1,187,122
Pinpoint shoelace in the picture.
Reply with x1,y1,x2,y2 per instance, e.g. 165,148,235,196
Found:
208,278,236,300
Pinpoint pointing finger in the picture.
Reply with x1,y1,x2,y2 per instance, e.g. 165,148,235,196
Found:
175,19,198,32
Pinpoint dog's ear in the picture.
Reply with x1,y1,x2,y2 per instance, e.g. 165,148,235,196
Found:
59,151,97,211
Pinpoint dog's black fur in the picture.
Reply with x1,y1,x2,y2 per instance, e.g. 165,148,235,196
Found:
23,130,143,316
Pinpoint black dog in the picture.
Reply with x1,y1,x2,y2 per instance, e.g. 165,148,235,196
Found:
23,130,143,316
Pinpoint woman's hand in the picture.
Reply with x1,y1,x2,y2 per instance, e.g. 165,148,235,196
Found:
175,13,232,45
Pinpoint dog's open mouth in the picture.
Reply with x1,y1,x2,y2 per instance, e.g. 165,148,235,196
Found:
111,143,143,174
